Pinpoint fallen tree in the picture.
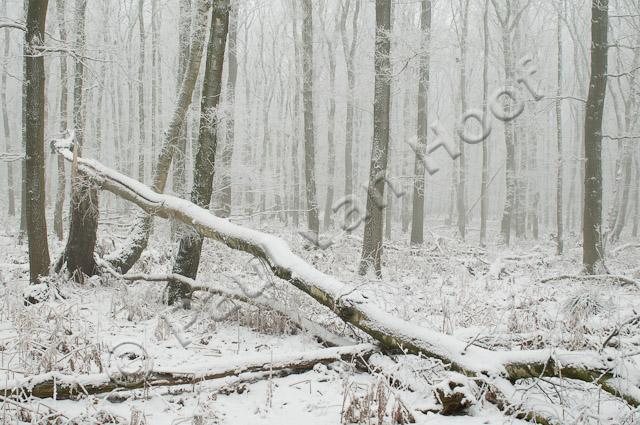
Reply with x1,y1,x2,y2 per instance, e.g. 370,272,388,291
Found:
49,136,640,408
0,344,375,400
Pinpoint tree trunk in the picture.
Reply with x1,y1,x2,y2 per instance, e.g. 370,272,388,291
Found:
610,41,639,242
53,0,67,241
323,22,337,230
137,0,147,182
60,0,99,279
104,0,211,273
151,0,160,173
359,0,391,277
340,0,360,229
555,2,564,254
171,0,192,238
168,1,229,305
582,0,608,274
479,0,490,247
24,0,51,283
499,30,516,245
632,153,639,238
218,2,238,219
456,0,469,241
301,0,320,236
1,0,15,217
410,0,431,246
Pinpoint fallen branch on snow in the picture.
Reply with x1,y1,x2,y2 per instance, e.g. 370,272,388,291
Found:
0,344,375,400
540,274,640,289
50,139,640,408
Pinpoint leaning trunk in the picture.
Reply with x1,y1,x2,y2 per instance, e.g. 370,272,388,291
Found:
104,0,211,273
168,1,229,304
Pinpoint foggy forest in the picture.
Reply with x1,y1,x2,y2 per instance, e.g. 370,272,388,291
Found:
0,0,639,423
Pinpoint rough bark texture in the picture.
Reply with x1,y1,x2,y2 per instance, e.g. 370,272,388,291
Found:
359,0,391,277
60,0,99,279
168,0,229,304
24,0,51,283
582,0,608,274
410,0,431,246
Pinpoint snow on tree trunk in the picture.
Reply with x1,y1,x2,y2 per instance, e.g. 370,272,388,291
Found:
582,0,608,274
301,0,319,237
104,0,211,274
359,0,391,278
168,0,230,305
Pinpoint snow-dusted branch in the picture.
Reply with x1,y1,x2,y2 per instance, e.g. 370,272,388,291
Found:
540,274,640,289
0,344,375,399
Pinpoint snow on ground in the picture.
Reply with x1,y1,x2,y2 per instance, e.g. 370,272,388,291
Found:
0,216,639,424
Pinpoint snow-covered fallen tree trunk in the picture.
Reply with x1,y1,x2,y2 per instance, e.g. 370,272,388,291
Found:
49,139,640,408
1,344,375,400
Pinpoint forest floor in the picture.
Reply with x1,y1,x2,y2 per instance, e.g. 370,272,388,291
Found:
0,215,639,424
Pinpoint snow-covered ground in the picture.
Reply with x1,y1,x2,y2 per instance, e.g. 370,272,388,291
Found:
0,216,639,424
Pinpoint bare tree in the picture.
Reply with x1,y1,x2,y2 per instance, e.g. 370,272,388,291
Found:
137,0,146,182
1,0,16,218
320,1,338,230
479,0,490,246
24,0,51,282
217,1,238,219
583,0,608,274
340,0,360,227
168,0,230,305
301,0,319,236
359,0,391,277
410,0,431,246
555,0,564,254
58,0,100,279
490,0,529,245
455,0,470,241
104,0,212,273
53,0,67,241
171,0,192,237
